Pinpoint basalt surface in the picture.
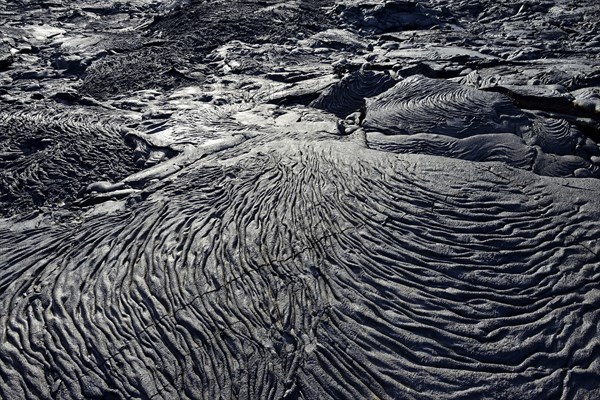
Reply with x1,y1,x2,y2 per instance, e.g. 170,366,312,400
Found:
1,0,599,399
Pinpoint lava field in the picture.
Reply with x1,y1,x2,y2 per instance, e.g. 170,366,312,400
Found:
1,0,600,398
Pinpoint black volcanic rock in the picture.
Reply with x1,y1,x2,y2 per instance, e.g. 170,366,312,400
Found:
80,0,338,98
0,107,143,216
311,68,397,117
363,74,528,137
0,0,600,399
336,0,441,32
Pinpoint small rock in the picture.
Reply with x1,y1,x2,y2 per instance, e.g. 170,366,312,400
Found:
583,139,600,155
85,181,126,194
52,54,85,72
24,83,42,92
574,168,592,178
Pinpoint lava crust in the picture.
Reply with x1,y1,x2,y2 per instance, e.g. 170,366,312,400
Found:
1,0,599,399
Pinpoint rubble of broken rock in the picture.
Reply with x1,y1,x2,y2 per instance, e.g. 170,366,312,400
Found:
1,0,599,399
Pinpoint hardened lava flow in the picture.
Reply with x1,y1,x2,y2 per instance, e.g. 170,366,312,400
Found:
0,0,599,399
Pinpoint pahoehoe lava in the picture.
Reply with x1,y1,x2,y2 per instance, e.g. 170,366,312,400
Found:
1,0,599,399
0,107,144,217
